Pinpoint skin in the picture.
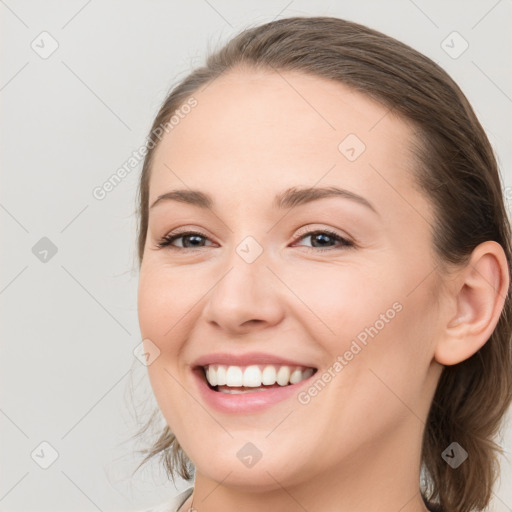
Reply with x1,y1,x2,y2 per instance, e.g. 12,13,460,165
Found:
137,69,509,512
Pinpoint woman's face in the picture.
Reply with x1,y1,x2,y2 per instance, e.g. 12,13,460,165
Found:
138,70,445,491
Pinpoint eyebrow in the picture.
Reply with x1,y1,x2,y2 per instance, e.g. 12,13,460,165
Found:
150,186,378,215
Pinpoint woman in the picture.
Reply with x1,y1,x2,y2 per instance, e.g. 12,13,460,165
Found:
134,16,512,512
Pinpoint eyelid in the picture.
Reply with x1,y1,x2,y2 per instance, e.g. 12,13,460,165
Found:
294,224,351,241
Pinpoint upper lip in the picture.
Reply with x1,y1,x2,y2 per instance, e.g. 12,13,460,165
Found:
192,352,317,369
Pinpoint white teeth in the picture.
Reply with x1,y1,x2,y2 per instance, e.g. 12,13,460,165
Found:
289,368,303,384
204,364,315,389
225,366,243,386
242,365,262,387
206,366,217,386
216,365,227,386
276,366,290,386
262,365,276,385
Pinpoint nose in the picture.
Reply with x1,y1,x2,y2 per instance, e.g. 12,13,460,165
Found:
202,249,286,334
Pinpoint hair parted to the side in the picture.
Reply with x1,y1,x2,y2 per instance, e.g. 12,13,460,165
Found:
132,16,512,512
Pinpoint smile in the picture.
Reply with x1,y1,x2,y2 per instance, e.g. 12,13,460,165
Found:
203,364,316,393
192,362,318,413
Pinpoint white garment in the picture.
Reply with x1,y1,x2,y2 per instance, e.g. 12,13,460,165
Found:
138,487,194,512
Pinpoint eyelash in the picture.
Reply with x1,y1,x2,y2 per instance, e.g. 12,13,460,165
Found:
156,228,355,253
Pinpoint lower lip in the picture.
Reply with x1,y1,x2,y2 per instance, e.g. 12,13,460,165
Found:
192,368,316,413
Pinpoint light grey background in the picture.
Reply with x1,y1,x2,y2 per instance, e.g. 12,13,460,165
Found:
1,1,511,511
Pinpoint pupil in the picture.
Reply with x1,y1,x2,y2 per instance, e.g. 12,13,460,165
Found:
312,233,331,247
184,235,204,248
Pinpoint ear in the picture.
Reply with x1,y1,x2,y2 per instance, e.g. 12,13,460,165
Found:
434,241,510,366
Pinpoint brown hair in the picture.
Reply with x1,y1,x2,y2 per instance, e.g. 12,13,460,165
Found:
133,16,512,512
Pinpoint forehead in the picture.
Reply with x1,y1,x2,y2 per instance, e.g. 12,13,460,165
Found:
149,69,426,219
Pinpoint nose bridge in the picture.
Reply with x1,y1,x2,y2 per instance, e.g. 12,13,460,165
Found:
202,233,285,330
214,233,271,304
235,234,266,266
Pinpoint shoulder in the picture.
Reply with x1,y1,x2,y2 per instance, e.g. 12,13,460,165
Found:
136,487,194,512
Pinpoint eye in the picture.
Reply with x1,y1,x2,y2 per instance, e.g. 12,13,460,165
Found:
292,229,354,251
156,230,215,250
156,228,354,252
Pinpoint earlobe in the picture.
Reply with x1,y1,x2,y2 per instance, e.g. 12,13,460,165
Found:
434,241,510,366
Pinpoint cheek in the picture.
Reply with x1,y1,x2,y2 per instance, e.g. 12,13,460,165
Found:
137,268,195,430
138,276,172,356
286,263,400,346
137,264,204,348
330,277,440,412
300,258,437,381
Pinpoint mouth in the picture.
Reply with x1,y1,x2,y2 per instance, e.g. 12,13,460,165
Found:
197,364,317,394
